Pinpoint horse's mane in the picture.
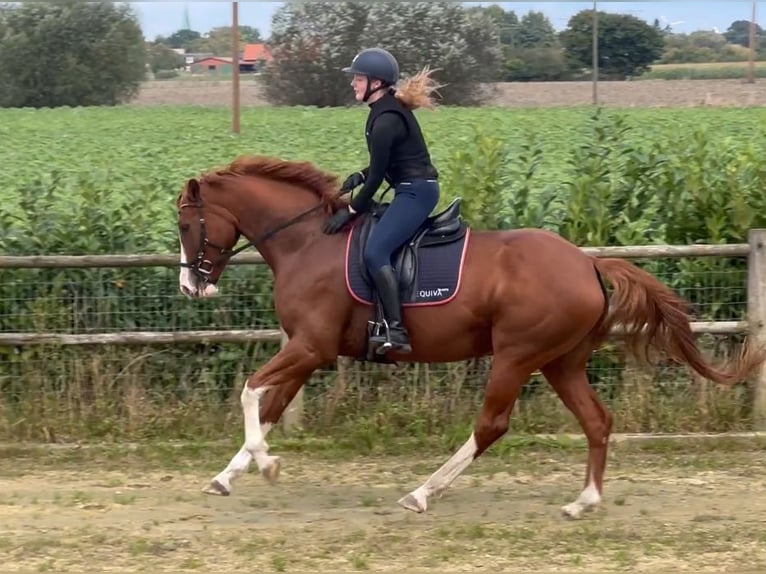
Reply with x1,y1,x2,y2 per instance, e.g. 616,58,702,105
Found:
200,155,346,212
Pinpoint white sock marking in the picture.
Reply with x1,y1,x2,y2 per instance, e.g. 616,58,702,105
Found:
402,433,478,512
242,384,268,453
562,473,601,518
208,382,275,493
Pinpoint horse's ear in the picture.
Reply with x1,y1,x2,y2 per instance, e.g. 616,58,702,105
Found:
187,178,201,201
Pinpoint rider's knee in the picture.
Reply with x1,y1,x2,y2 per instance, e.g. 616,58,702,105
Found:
363,243,383,271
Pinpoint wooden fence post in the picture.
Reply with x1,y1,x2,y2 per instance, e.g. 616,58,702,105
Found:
280,328,304,433
748,229,766,429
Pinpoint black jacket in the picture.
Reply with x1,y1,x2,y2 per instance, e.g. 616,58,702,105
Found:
350,91,438,213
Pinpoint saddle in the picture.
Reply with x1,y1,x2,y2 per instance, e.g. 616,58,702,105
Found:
349,197,468,363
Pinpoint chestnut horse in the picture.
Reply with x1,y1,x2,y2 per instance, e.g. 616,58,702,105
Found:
176,155,764,518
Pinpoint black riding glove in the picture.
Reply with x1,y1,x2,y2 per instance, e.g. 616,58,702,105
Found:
323,206,356,234
340,171,365,194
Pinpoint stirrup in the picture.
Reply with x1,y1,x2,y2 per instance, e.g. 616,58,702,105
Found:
370,319,412,354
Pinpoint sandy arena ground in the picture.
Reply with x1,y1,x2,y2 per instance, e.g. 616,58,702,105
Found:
1,438,765,572
132,78,766,107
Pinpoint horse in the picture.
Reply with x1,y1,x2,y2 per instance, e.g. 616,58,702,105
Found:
176,154,765,518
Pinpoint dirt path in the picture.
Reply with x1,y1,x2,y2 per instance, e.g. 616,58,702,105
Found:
1,440,765,571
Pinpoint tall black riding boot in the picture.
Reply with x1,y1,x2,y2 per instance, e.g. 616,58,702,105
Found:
369,265,412,354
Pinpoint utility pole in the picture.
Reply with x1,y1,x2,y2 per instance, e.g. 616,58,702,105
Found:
592,1,599,105
747,0,757,84
231,2,241,134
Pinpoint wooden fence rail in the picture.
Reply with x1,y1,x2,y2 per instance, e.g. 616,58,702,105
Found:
0,321,749,347
1,229,765,429
0,242,753,269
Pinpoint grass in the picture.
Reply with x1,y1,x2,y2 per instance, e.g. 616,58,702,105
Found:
652,61,766,70
641,60,766,80
0,358,756,443
1,432,764,473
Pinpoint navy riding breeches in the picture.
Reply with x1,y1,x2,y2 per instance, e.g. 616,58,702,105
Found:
363,178,440,273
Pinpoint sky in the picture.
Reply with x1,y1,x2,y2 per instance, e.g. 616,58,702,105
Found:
130,2,760,42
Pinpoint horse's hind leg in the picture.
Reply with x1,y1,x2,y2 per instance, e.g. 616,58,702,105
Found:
398,353,532,513
541,345,613,519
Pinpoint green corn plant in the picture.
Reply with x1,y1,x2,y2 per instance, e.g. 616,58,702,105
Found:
440,125,512,231
3,105,766,441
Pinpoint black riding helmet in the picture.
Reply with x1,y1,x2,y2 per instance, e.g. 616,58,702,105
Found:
343,48,400,101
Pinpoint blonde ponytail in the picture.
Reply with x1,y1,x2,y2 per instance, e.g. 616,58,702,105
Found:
393,66,444,111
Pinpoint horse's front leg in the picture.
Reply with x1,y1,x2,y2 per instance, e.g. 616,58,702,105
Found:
203,336,326,496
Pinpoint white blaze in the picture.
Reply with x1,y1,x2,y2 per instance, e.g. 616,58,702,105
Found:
178,234,197,296
178,235,219,298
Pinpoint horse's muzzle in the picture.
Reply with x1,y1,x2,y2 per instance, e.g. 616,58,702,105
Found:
180,282,219,299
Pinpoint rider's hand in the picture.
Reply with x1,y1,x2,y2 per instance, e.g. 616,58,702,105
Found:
323,206,356,234
340,171,365,194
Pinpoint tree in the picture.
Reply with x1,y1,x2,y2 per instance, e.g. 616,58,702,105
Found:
560,10,664,79
0,2,10,28
361,2,502,105
466,5,569,82
466,4,519,47
504,10,563,81
147,43,184,73
262,1,502,107
659,30,749,64
504,47,571,81
0,1,146,108
724,19,764,47
262,2,369,107
517,11,556,48
687,30,728,50
157,28,202,50
189,26,263,55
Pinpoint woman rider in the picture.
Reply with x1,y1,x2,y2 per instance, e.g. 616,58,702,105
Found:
323,47,442,355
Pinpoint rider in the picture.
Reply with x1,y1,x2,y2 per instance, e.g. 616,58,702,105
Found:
323,47,441,354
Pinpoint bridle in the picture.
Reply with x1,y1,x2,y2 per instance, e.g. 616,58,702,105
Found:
178,201,237,283
178,190,347,284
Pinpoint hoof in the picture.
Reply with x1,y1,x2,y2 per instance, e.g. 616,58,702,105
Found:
260,456,281,486
398,493,426,513
560,503,586,520
203,480,230,496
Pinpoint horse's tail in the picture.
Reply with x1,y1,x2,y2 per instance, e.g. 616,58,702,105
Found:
593,257,766,386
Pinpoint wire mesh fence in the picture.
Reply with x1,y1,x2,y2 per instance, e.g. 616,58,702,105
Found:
0,241,762,443
0,253,749,333
0,264,278,334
